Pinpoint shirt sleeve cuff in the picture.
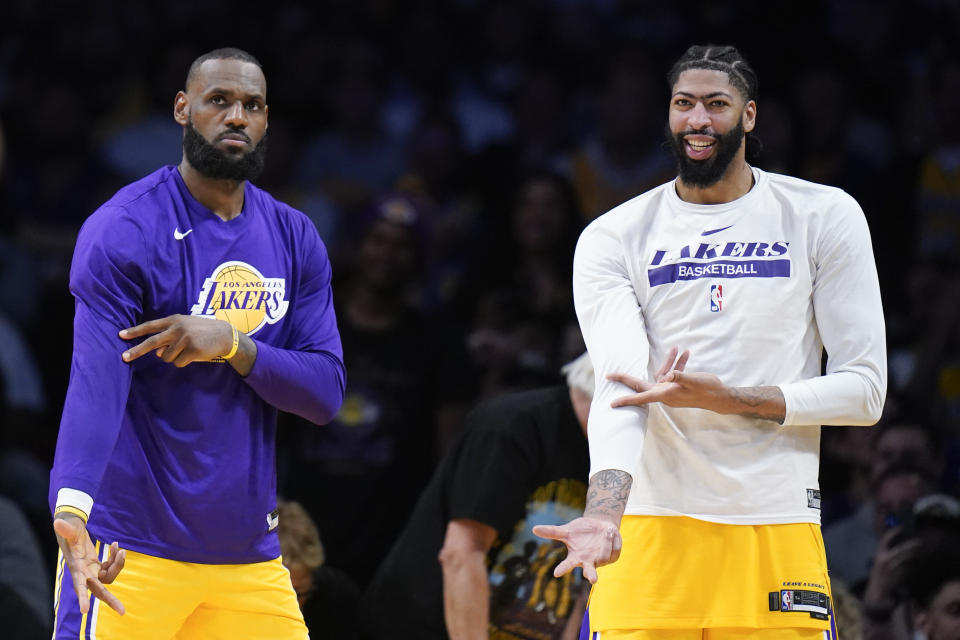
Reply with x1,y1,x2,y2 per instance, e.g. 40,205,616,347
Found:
55,488,94,520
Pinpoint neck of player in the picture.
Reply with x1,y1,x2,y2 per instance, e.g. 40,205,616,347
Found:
178,159,246,221
675,144,754,206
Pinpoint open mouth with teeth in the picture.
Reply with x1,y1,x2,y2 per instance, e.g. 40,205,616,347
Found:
684,137,716,160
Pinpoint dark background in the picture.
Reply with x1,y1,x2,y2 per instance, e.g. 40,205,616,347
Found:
1,0,959,631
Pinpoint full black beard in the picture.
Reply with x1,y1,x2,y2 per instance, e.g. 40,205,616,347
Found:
183,120,267,182
665,119,744,188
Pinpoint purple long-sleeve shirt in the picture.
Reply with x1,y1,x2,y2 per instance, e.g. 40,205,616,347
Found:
49,166,345,563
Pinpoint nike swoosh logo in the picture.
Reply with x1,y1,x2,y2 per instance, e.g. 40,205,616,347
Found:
174,227,193,240
701,224,734,236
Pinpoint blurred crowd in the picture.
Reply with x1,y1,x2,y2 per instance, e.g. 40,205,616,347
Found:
2,1,960,638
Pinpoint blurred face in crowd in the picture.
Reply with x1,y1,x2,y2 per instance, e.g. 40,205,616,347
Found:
873,470,931,536
602,66,659,145
666,68,756,187
872,425,938,478
358,219,418,291
514,178,569,254
916,580,960,640
175,58,269,181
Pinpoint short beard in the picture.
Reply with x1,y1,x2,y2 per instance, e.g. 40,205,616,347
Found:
665,119,744,188
182,119,267,182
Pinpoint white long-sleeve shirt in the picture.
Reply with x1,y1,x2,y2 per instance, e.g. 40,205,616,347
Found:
575,167,886,524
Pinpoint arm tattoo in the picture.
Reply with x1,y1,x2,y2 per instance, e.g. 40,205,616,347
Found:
729,386,785,424
584,469,632,521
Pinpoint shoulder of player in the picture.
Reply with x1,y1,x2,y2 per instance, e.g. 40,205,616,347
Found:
588,182,673,230
79,202,147,251
96,165,178,216
762,170,861,211
246,183,321,236
576,185,669,256
79,167,182,245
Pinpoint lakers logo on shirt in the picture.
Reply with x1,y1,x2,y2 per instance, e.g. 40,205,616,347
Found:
190,261,289,335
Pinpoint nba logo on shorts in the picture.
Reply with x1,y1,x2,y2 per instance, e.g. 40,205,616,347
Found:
710,284,723,312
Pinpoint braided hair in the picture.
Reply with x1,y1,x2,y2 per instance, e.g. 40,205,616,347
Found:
667,45,761,160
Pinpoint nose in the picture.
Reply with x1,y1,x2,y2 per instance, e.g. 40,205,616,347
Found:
687,101,711,130
224,101,248,128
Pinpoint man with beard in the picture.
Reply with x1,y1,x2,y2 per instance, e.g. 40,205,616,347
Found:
535,45,886,639
48,48,345,639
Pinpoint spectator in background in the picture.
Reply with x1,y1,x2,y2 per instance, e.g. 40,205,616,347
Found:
282,193,470,589
0,496,52,640
468,171,584,395
297,39,404,241
562,53,674,220
363,352,593,640
95,45,191,186
871,421,943,478
0,113,53,574
908,547,960,640
276,500,325,609
825,426,941,590
912,58,960,265
472,66,576,217
832,579,864,640
862,494,960,639
276,499,362,639
396,111,485,319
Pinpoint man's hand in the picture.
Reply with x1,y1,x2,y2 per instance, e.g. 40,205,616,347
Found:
120,315,234,367
532,517,622,584
606,346,723,410
53,514,126,615
607,347,786,422
863,526,923,613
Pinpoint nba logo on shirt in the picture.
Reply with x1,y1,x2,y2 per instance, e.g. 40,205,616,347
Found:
710,284,723,312
782,590,793,611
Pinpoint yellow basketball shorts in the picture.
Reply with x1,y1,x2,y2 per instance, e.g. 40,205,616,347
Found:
52,539,308,640
584,516,836,639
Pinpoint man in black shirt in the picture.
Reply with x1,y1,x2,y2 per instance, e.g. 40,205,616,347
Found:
363,353,593,639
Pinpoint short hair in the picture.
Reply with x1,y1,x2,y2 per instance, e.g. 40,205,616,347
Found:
277,500,324,571
562,352,594,398
668,44,761,160
872,419,942,453
907,547,960,611
185,47,262,91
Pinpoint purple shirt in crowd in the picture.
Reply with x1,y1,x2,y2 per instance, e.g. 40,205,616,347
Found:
49,166,345,563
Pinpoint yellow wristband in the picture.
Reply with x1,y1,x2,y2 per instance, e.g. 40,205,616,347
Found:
54,505,89,524
222,325,240,360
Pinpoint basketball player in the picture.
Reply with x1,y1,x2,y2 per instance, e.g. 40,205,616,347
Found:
534,45,886,639
48,48,345,639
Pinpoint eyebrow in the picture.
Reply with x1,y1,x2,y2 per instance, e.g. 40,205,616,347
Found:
204,87,266,102
672,91,734,100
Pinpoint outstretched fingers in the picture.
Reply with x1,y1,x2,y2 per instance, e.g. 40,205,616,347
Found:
605,373,651,393
122,332,172,363
581,561,599,584
532,524,568,542
98,543,125,583
610,388,664,408
553,556,580,579
119,317,173,340
86,577,125,615
656,346,680,379
673,349,690,374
